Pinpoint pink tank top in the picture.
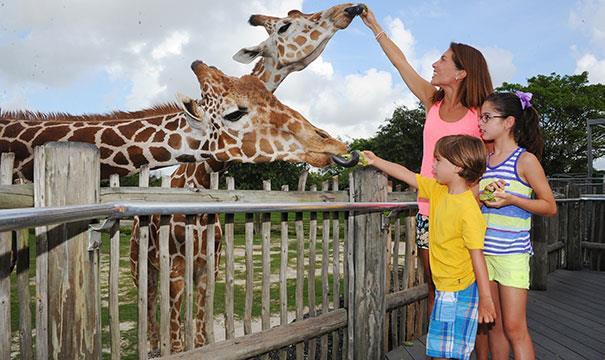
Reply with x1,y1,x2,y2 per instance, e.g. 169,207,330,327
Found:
418,101,481,215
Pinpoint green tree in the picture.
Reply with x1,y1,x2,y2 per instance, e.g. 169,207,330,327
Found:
498,72,605,175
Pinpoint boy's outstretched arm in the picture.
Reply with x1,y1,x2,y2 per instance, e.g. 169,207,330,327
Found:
362,150,418,189
470,249,496,324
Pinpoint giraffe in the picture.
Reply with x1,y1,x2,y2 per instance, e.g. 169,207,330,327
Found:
129,3,365,353
0,60,354,352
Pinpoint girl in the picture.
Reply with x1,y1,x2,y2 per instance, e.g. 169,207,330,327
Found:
478,91,557,359
360,7,493,319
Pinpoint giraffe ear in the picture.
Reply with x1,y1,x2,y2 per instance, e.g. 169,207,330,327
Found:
176,92,208,132
233,44,264,64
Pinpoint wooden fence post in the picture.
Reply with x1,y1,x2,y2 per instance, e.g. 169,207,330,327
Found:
567,200,583,270
530,215,548,290
351,167,387,359
33,142,101,359
0,153,15,360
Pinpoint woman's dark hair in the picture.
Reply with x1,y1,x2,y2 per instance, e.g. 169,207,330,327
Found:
484,92,544,160
432,42,494,109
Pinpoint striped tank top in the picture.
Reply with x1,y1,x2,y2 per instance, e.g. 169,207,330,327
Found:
479,147,533,255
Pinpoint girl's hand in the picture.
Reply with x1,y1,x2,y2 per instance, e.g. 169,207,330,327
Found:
360,150,378,166
478,296,496,324
484,190,515,208
484,179,506,193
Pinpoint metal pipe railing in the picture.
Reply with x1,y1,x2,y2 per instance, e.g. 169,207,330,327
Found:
0,201,418,233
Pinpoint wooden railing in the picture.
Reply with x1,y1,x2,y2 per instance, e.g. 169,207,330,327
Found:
0,143,427,360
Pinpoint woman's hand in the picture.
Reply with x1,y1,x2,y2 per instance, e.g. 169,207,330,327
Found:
361,150,378,166
360,7,381,33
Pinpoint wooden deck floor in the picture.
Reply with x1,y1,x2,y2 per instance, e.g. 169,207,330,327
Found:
386,270,605,360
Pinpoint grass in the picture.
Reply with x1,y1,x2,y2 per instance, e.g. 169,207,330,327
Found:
8,211,358,359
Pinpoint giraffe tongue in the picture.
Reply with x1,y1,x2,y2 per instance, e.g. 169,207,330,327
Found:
344,4,367,17
331,150,360,168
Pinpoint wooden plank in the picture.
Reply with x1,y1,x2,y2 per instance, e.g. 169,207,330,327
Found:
244,212,254,335
138,166,150,360
100,187,349,203
352,168,387,360
109,175,121,360
34,151,49,360
385,285,429,311
294,210,305,360
261,180,271,336
530,215,548,290
346,173,354,360
331,176,341,360
526,309,605,355
0,183,34,209
16,227,33,360
159,177,171,356
308,185,318,360
320,181,330,360
159,214,171,356
567,201,583,270
0,153,14,359
184,215,195,351
164,309,347,360
138,217,150,360
391,213,401,348
225,177,235,341
205,172,219,345
279,184,289,360
34,143,101,359
295,171,306,360
403,215,417,341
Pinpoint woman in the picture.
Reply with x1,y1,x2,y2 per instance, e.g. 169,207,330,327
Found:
360,7,494,338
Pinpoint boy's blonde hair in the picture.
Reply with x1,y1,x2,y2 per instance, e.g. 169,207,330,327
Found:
434,135,486,183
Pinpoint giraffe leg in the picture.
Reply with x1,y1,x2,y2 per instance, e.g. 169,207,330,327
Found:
147,265,160,352
194,266,208,348
165,252,184,352
129,216,140,286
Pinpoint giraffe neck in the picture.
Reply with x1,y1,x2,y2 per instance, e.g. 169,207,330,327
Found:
0,106,214,181
250,58,290,93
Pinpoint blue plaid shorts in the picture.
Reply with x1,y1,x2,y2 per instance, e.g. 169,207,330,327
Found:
426,282,479,360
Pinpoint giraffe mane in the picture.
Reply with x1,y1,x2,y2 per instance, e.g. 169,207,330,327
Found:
0,103,182,122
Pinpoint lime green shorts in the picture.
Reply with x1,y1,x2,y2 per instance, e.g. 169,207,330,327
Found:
485,253,530,289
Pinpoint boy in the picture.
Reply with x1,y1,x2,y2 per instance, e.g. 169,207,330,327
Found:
362,135,496,360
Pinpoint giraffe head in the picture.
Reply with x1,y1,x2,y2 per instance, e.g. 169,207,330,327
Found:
233,3,364,90
179,61,349,167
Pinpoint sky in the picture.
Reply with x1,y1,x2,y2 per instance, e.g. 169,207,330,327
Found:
1,0,604,169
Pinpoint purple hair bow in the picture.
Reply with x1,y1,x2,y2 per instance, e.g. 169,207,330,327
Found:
514,90,533,110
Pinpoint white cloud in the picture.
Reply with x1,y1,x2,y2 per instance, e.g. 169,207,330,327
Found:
569,0,605,84
575,53,605,83
0,0,303,111
385,17,416,58
275,64,415,140
480,46,517,87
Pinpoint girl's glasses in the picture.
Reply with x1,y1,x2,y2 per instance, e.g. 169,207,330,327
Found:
479,113,506,124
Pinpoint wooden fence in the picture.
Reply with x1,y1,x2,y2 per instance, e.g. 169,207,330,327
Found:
1,143,603,359
0,143,427,360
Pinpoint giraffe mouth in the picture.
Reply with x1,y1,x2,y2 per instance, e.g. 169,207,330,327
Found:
331,151,360,168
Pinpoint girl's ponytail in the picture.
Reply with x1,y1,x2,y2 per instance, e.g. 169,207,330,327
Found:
484,91,544,160
517,106,544,160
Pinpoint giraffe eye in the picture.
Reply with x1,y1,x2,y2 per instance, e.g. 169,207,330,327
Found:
224,108,248,122
278,22,291,34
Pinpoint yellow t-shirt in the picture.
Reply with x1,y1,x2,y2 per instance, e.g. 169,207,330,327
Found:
416,174,486,292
